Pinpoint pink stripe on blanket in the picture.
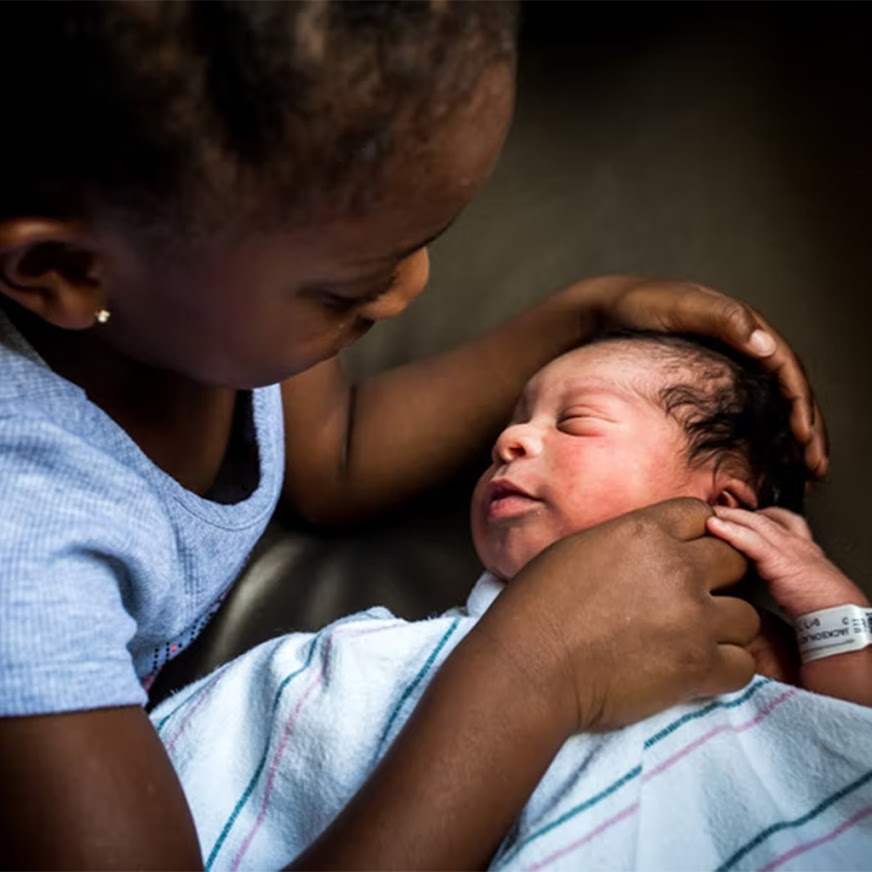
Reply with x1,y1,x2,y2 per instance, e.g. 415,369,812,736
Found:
756,805,872,872
229,621,405,871
163,672,225,753
643,688,797,781
522,803,639,872
529,688,798,871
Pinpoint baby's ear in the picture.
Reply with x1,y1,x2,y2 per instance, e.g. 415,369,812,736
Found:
0,218,106,330
712,472,758,510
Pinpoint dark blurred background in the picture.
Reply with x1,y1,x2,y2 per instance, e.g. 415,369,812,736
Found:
154,1,872,695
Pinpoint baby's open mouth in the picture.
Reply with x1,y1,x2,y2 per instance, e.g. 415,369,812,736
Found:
487,479,542,519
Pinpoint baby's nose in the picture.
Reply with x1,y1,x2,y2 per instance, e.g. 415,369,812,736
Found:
492,422,542,463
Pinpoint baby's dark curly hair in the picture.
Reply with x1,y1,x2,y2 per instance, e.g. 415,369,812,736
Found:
589,329,808,512
0,0,517,254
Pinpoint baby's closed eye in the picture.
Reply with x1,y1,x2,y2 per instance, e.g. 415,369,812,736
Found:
558,409,613,434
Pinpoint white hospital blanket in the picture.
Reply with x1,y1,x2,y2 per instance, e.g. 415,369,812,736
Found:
151,574,872,871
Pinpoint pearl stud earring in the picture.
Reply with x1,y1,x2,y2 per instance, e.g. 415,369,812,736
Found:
95,309,111,324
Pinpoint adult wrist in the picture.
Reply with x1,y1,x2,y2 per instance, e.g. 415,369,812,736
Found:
468,605,579,742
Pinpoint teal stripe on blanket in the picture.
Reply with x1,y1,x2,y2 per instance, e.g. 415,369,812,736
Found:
494,679,771,868
154,661,233,735
205,611,400,869
715,768,872,872
374,618,462,760
643,678,771,749
205,632,323,870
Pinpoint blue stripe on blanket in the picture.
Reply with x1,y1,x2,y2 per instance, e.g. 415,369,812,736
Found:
494,678,771,868
715,768,872,872
154,662,232,735
374,618,462,761
643,679,771,749
205,611,430,869
205,632,322,870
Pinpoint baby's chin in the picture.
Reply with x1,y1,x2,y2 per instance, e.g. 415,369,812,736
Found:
478,548,538,583
472,518,567,582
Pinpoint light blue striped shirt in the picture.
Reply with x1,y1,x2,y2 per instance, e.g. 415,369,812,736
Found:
0,309,284,714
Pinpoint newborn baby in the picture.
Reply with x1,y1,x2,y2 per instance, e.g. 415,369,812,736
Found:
153,331,872,870
472,331,870,705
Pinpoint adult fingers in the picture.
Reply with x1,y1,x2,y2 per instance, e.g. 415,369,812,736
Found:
805,396,830,480
750,310,829,479
661,286,825,478
710,595,761,647
695,644,757,699
685,535,748,592
634,496,714,542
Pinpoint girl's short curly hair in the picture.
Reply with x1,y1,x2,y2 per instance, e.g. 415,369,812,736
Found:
0,0,517,253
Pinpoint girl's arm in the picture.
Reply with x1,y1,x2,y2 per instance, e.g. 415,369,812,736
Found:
2,500,758,870
707,506,872,706
282,275,827,523
0,706,203,869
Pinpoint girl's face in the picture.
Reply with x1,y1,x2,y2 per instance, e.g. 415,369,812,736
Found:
100,64,515,388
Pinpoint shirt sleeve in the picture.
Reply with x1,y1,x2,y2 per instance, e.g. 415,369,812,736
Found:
0,412,154,715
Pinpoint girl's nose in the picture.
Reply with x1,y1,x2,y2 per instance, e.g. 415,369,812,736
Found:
358,248,430,322
492,422,543,464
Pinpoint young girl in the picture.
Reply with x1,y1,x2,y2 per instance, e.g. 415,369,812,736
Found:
0,3,827,868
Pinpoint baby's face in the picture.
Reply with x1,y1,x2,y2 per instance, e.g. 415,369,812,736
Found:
471,342,710,580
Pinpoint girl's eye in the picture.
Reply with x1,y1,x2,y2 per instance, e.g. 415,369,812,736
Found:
318,291,358,313
317,271,400,313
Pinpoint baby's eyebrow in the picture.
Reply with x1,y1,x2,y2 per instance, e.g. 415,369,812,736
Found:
559,383,631,405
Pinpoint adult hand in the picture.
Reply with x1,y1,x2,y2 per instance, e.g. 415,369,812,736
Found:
566,275,828,480
476,498,759,735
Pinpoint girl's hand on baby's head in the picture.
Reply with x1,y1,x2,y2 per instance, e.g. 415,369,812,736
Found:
707,506,868,618
568,275,828,480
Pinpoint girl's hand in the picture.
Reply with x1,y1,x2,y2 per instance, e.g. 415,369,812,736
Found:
567,275,828,480
706,506,868,618
477,498,760,734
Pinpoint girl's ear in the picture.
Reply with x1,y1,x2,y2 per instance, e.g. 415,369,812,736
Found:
0,218,107,330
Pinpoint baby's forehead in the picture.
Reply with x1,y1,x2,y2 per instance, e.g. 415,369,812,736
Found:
524,341,676,406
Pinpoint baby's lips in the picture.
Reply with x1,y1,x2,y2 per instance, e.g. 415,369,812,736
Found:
488,478,537,501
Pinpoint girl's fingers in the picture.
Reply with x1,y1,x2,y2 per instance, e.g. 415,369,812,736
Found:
667,287,825,478
747,310,829,479
806,396,830,479
614,279,828,479
695,644,757,698
710,595,761,647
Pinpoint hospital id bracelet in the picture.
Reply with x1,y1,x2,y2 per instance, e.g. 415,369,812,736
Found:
795,604,872,663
